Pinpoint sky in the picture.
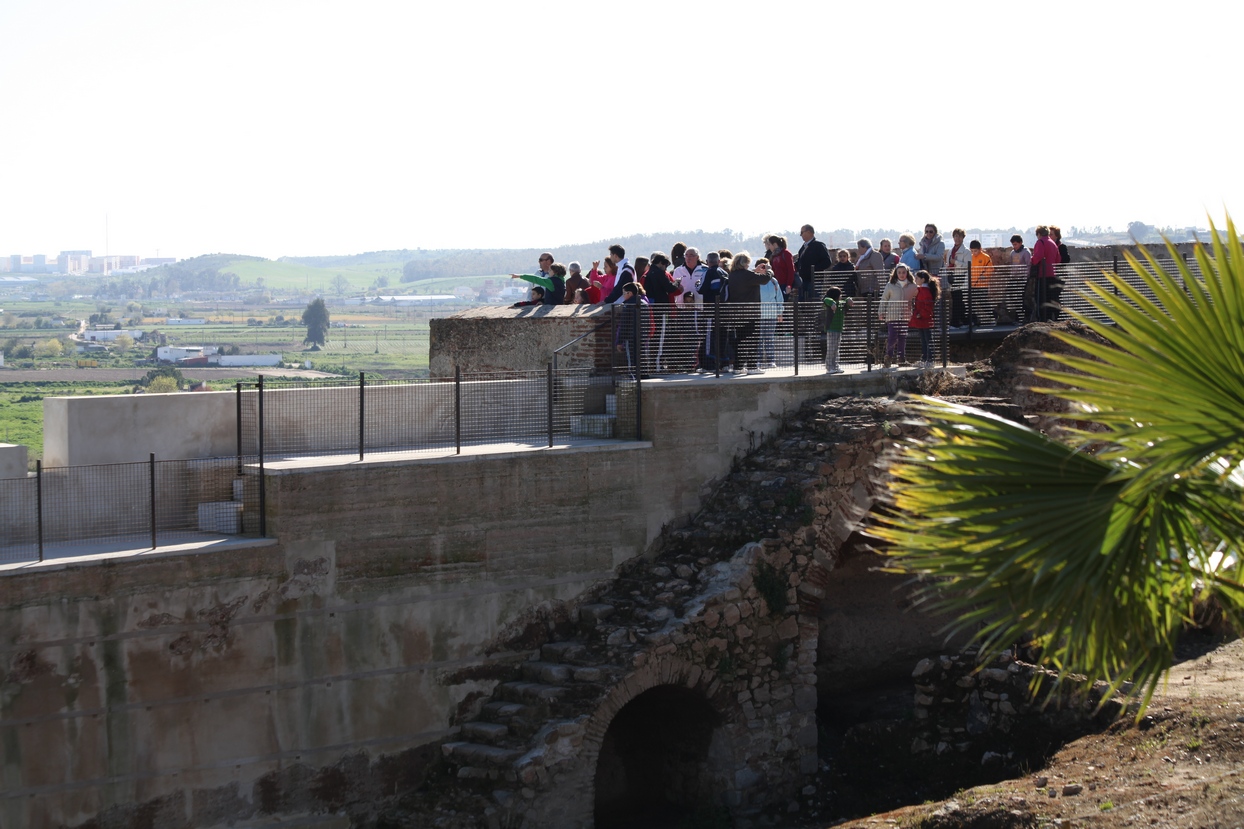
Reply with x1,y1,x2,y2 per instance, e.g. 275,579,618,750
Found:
2,0,1241,260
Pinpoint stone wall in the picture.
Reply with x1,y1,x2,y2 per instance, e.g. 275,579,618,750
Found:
428,305,611,377
909,650,1124,761
5,372,944,828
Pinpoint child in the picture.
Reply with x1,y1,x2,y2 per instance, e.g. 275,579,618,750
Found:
512,286,545,307
822,285,853,374
909,270,940,368
879,264,918,369
968,240,996,327
614,282,652,373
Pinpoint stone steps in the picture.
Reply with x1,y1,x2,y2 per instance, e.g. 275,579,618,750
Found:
519,661,573,685
441,741,523,768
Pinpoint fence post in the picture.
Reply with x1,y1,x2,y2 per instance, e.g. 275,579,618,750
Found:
792,300,800,375
633,296,642,377
714,295,722,378
966,262,974,339
358,371,365,461
866,296,874,372
454,366,462,455
149,452,157,550
257,375,266,537
547,362,554,448
1112,255,1119,297
35,459,43,562
235,382,243,475
635,303,644,439
941,291,949,369
609,305,617,381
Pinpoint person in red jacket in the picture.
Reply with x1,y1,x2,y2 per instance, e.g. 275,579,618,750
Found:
909,270,940,368
765,234,797,300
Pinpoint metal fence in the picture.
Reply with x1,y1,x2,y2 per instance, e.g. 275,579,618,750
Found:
582,297,950,377
578,257,1193,377
234,368,639,463
812,256,1197,337
0,456,262,564
0,368,637,565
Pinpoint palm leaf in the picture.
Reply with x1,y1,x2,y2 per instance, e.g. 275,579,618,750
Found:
876,220,1244,712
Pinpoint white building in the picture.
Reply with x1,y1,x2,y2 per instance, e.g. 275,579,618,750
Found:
82,329,143,342
158,345,218,362
165,318,206,325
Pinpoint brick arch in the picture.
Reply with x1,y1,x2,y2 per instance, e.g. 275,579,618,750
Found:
580,655,722,764
578,655,734,828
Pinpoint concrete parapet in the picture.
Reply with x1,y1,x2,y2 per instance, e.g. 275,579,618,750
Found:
0,443,27,479
43,391,237,466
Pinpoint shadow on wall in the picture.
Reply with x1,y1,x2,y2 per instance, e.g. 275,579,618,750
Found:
594,684,729,829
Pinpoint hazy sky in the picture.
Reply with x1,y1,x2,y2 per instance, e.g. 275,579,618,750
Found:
2,0,1240,260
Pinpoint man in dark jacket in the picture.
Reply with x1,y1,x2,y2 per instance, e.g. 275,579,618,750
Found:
794,224,832,301
793,224,831,362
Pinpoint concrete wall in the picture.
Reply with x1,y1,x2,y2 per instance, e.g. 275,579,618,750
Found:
0,444,27,479
4,371,930,827
43,392,237,466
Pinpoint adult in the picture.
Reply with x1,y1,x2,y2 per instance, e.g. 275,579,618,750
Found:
696,252,731,372
642,251,681,371
854,238,887,297
766,234,796,300
793,225,831,363
671,242,687,271
916,224,945,284
564,262,589,304
942,228,970,326
509,259,566,304
603,244,636,303
879,238,899,271
897,233,921,274
589,258,618,300
725,252,771,375
1047,226,1070,322
794,224,832,301
1030,225,1062,323
756,258,783,370
830,248,857,297
672,247,708,371
1008,235,1033,323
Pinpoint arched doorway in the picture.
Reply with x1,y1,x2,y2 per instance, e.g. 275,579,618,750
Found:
593,684,728,828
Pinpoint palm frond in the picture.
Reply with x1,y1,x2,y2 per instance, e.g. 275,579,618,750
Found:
877,220,1244,713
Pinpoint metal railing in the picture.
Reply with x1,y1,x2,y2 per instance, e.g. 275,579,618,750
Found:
0,455,262,564
0,367,641,565
812,257,1197,337
234,368,640,464
589,297,949,377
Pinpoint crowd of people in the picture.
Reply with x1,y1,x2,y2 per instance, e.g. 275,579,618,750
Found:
510,222,1073,374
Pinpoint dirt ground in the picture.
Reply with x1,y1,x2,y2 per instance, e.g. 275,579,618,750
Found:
0,366,337,381
825,638,1244,829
